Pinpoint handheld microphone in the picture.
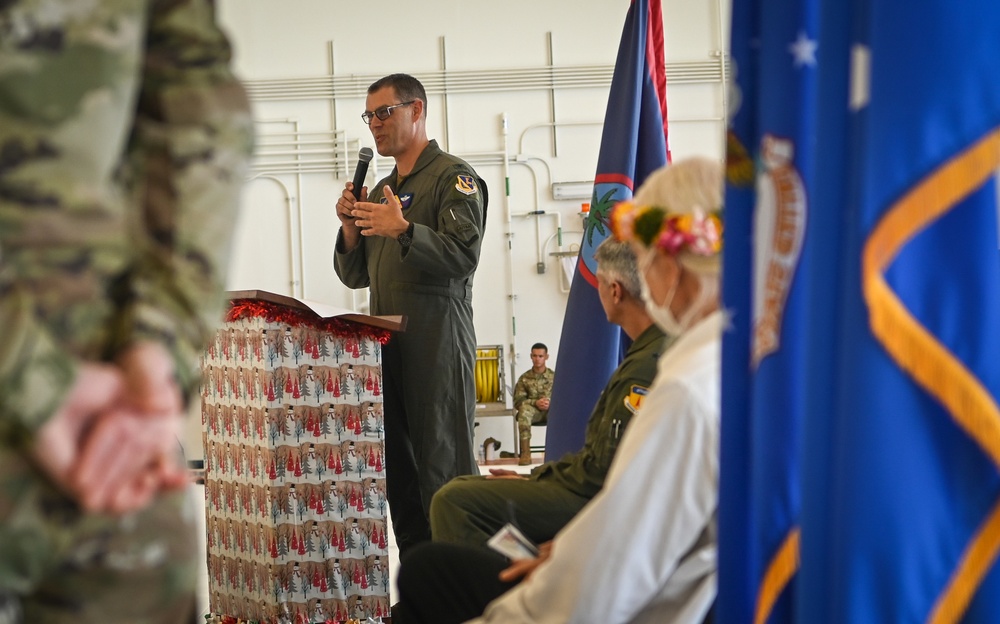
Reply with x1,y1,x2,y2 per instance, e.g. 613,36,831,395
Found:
351,147,374,201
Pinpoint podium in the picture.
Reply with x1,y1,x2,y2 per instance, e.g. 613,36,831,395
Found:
201,290,403,623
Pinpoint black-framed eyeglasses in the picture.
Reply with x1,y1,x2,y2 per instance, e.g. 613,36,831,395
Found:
361,101,415,125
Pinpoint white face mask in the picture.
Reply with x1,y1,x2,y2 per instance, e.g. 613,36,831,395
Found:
640,265,709,337
641,275,683,336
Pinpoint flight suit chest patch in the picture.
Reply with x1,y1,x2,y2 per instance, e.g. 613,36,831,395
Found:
623,384,649,413
381,193,414,209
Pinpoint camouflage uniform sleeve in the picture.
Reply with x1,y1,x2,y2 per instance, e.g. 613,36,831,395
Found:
512,372,529,411
543,368,555,397
0,0,252,444
0,1,148,442
111,0,254,402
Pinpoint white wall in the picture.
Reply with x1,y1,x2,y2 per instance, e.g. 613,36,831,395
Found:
190,0,731,454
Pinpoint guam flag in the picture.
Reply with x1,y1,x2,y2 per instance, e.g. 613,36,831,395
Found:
720,1,1000,622
545,0,669,459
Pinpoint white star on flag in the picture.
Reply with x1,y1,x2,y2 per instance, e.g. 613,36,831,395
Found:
789,30,818,67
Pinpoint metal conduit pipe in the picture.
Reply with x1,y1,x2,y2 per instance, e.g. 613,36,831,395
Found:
255,130,348,138
509,159,540,210
251,119,307,298
243,68,616,97
245,62,724,92
491,127,571,393
246,126,565,310
439,36,451,151
250,134,360,178
518,120,602,155
243,59,730,102
252,103,726,179
326,41,338,131
544,228,579,260
248,152,535,178
248,116,723,178
544,229,585,294
245,173,300,296
501,113,518,395
714,0,730,155
255,139,342,148
546,33,558,155
254,148,347,157
513,155,553,194
248,163,342,173
291,120,306,298
248,154,542,182
510,211,562,273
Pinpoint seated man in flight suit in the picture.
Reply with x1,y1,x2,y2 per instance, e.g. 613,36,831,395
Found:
430,239,668,548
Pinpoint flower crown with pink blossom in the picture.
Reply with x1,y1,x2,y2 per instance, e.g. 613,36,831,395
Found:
610,200,723,256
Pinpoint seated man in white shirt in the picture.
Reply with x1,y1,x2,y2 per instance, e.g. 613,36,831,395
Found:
395,157,724,624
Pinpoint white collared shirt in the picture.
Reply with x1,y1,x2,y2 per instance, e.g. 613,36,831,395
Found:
469,311,723,624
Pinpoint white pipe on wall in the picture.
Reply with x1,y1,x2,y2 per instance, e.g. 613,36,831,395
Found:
242,59,729,101
245,173,299,296
251,119,307,298
518,120,602,156
501,112,518,399
510,211,562,272
246,114,730,301
546,32,558,156
291,120,305,299
546,229,584,294
714,0,730,156
439,36,451,152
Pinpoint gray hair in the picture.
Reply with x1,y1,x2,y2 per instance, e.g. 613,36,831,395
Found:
594,238,642,299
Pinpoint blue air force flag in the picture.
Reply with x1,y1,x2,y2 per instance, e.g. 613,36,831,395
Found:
720,1,1000,623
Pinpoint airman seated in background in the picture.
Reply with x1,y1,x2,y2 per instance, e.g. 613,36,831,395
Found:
511,343,554,465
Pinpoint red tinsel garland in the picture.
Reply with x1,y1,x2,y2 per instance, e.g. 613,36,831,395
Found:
226,299,393,345
208,614,355,624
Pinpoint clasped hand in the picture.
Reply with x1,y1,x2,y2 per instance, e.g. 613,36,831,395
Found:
31,342,189,515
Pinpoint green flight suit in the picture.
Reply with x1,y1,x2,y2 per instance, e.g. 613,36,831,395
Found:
430,324,668,547
0,1,253,622
334,139,486,552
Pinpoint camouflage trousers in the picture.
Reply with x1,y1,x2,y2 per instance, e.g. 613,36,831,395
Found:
515,404,548,440
0,449,199,624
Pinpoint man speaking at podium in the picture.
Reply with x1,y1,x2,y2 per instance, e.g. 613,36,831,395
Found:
334,73,488,553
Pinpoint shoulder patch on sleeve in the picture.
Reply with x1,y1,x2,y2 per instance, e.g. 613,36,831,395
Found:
455,175,477,195
623,384,649,414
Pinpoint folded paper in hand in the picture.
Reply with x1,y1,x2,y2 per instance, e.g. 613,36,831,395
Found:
487,522,539,560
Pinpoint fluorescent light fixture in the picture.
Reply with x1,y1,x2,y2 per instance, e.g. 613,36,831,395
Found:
551,181,593,201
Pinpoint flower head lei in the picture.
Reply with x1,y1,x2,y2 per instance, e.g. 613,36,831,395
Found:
610,200,723,256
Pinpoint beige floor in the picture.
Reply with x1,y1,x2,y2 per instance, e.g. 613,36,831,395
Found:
194,458,541,619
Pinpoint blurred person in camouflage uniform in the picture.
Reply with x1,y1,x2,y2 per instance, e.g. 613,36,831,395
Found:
511,342,554,465
0,1,253,622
